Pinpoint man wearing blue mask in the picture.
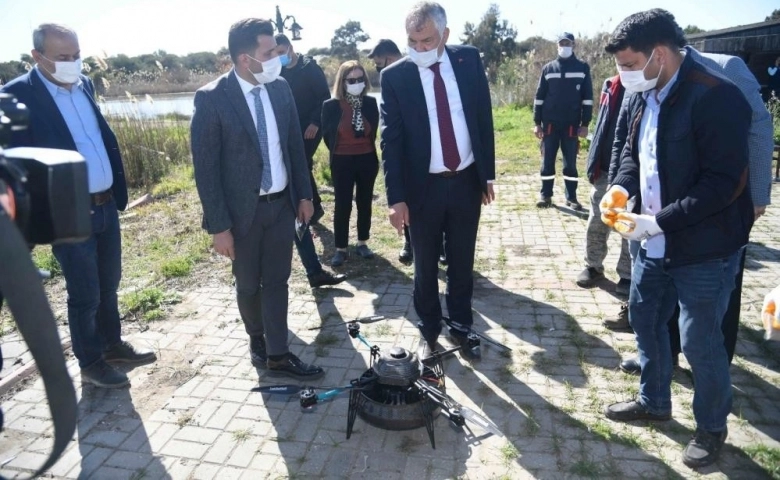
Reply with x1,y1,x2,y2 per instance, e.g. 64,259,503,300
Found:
2,23,156,388
381,1,495,362
191,18,324,381
533,32,593,210
600,9,753,468
276,34,330,224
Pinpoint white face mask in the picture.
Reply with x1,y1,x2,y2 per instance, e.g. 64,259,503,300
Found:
346,82,365,96
247,54,282,84
618,50,662,93
558,46,573,59
42,56,83,84
408,35,444,68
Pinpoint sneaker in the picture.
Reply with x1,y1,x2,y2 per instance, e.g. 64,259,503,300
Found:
249,335,267,369
576,267,604,287
604,399,671,422
682,427,728,468
536,196,552,208
266,353,325,380
103,341,157,365
81,360,130,388
615,278,631,296
331,250,348,267
603,303,632,331
566,199,583,211
355,244,375,259
399,243,413,263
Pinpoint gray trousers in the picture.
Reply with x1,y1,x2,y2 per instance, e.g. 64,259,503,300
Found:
232,197,294,356
584,176,632,280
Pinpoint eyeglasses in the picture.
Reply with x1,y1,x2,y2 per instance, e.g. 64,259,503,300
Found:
345,76,365,85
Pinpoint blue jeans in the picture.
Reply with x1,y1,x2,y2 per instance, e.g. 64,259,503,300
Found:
52,199,122,368
294,227,322,277
629,248,739,432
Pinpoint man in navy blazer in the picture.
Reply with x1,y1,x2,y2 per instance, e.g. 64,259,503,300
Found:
1,24,155,388
381,1,495,361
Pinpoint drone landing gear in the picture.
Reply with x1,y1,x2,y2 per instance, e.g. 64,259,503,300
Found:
346,388,364,439
417,395,439,449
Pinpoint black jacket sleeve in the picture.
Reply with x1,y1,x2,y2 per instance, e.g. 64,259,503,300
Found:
533,64,549,126
580,63,594,126
306,62,330,128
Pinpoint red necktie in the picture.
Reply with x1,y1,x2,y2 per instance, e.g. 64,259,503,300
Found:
429,62,461,171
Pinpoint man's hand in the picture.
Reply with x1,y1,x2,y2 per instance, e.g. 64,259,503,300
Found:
755,205,767,221
533,125,544,140
578,126,588,138
298,199,314,224
388,202,409,235
303,124,319,140
213,230,235,260
600,185,629,227
613,212,662,241
482,183,495,205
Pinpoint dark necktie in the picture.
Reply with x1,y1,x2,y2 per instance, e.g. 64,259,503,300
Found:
250,86,273,192
429,62,461,171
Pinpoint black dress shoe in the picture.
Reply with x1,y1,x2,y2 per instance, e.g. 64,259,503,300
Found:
249,336,267,369
448,330,480,361
399,243,413,263
620,357,641,375
308,271,347,288
417,337,436,360
604,399,671,422
103,341,157,366
267,353,325,380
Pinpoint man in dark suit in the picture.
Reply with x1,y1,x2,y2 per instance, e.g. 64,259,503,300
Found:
190,18,323,380
1,24,156,388
381,2,495,361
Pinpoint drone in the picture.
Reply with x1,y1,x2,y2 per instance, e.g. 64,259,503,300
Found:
253,321,503,448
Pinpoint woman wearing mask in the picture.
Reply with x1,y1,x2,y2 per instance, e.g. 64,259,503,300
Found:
321,61,379,267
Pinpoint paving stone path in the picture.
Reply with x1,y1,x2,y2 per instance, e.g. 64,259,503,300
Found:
1,175,779,479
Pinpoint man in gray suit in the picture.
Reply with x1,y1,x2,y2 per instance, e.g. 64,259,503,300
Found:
191,18,324,380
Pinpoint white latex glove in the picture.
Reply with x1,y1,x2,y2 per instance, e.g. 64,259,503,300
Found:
613,212,662,241
600,185,629,227
763,285,780,341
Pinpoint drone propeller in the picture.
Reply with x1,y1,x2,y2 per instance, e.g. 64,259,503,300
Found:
415,379,503,438
307,315,386,330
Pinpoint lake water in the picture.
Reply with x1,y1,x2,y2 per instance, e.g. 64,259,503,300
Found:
100,91,381,118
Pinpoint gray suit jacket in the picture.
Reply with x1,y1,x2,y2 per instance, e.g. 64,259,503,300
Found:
190,70,313,237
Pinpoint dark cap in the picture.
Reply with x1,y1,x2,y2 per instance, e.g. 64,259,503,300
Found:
558,32,575,43
368,39,402,58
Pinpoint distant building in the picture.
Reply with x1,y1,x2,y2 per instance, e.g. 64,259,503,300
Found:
687,18,780,99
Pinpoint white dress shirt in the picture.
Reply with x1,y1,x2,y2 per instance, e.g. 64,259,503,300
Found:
418,50,475,174
37,67,113,194
235,71,288,195
638,68,680,259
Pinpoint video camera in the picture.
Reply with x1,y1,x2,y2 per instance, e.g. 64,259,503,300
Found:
0,92,91,244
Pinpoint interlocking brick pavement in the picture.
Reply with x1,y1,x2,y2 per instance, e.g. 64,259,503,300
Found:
1,176,779,479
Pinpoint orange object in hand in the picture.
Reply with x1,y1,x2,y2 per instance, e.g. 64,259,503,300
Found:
763,285,780,341
600,185,629,227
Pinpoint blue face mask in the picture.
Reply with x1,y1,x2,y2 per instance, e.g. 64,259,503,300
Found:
279,51,291,67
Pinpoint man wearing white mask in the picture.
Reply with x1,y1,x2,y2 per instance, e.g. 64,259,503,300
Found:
191,18,323,380
533,32,593,211
1,23,156,388
599,9,753,468
381,1,495,361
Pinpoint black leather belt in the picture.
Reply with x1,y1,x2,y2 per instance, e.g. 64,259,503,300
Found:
259,187,287,202
91,190,113,206
430,164,474,178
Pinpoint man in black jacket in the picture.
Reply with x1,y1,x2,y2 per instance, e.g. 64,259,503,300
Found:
277,34,330,221
576,75,631,295
600,9,752,468
533,32,593,209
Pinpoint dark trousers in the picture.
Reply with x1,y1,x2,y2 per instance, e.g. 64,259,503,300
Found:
294,228,322,278
331,151,379,249
52,198,122,368
232,197,294,356
304,134,323,211
540,122,580,201
409,166,482,342
669,246,746,363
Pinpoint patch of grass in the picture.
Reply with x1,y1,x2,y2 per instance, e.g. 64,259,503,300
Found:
397,436,422,454
568,458,603,478
120,287,176,322
743,444,780,478
176,412,193,427
160,256,193,278
32,247,62,278
499,442,519,465
373,323,392,337
152,164,194,197
314,332,340,346
232,429,251,443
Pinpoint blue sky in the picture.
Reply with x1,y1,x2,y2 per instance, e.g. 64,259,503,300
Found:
0,0,775,61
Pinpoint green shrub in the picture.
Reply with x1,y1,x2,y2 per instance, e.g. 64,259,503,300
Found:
32,247,62,278
160,257,193,278
121,287,165,316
